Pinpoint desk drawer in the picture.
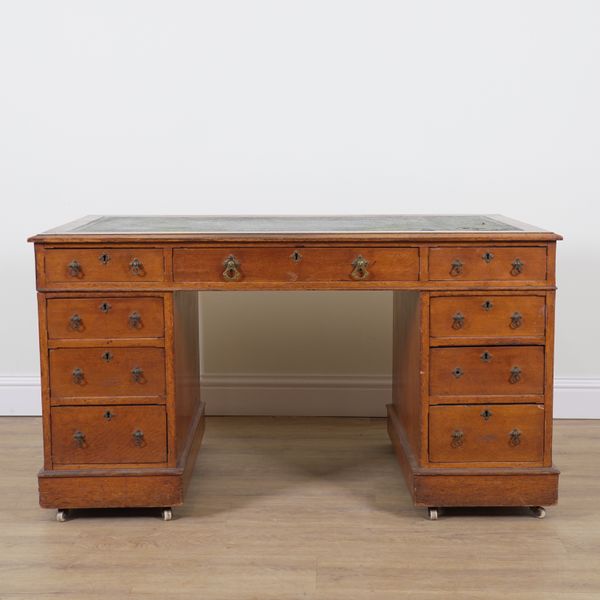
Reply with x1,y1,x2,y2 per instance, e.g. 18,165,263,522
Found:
430,295,546,339
45,249,165,283
430,346,545,399
173,247,419,283
429,247,547,281
429,404,544,463
49,347,165,401
51,405,167,465
47,297,164,340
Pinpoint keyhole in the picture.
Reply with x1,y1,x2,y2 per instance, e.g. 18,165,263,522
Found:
99,302,111,313
482,300,493,311
102,351,113,362
99,253,111,265
103,410,113,420
290,250,303,263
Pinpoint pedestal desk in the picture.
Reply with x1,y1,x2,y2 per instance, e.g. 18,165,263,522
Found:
29,215,561,520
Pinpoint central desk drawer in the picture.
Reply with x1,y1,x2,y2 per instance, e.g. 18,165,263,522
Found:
49,348,165,401
429,404,544,463
173,247,419,283
430,295,546,340
44,249,165,284
430,346,545,399
51,405,167,465
47,297,164,340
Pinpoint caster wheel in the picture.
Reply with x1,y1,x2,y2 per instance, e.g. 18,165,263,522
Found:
162,508,173,521
530,506,546,519
56,509,69,522
428,507,439,520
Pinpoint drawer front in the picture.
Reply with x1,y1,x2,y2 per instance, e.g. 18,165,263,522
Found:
429,404,544,463
47,297,164,340
430,346,545,398
45,249,165,283
173,247,419,283
430,296,546,339
49,348,165,400
429,247,547,281
51,405,167,465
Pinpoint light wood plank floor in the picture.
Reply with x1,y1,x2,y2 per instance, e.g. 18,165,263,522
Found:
0,417,598,600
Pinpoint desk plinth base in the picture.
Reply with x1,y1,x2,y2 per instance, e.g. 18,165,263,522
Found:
38,401,206,510
386,404,559,509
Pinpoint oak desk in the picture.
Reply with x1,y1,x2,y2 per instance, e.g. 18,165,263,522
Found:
29,215,561,521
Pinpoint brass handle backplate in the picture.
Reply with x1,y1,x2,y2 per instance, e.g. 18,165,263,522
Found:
72,368,84,384
509,366,522,384
350,255,369,280
511,258,524,276
68,260,82,278
451,430,464,448
69,314,83,331
510,312,523,329
129,257,144,276
222,255,242,282
128,311,142,329
133,430,145,447
452,312,465,330
73,430,86,448
452,367,464,378
450,259,463,276
131,367,144,383
509,428,522,446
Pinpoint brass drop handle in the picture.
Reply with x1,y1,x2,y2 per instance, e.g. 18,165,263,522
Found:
509,366,522,384
128,311,142,329
131,367,144,383
451,430,464,448
132,430,145,447
509,428,522,446
72,368,84,384
450,259,463,276
452,367,464,378
222,255,242,282
511,258,524,276
73,430,86,448
69,314,83,331
350,255,369,280
510,312,523,329
452,312,465,330
129,257,144,275
68,260,82,277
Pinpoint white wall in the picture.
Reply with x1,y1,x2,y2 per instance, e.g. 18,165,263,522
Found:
1,1,599,416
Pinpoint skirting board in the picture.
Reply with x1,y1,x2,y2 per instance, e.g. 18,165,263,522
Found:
1,374,599,418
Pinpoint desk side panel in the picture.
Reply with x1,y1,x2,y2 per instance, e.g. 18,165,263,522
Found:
392,291,424,460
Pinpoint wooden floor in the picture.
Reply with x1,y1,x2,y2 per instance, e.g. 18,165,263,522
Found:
0,417,598,600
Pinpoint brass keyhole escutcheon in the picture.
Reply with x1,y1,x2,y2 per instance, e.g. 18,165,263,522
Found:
99,302,112,313
98,253,111,265
101,351,113,362
481,351,492,362
290,250,303,263
103,410,114,421
482,251,494,263
482,300,493,311
481,409,493,421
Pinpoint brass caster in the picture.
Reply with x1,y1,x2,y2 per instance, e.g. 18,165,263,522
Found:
56,509,69,522
162,508,173,521
428,507,439,520
530,506,546,519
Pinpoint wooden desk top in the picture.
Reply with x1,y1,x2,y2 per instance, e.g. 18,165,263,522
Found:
30,214,561,243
